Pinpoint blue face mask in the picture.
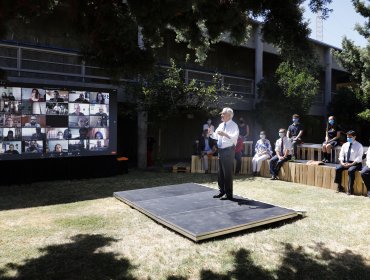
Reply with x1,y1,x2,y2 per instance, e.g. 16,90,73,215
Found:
347,137,353,143
328,120,334,125
293,118,298,123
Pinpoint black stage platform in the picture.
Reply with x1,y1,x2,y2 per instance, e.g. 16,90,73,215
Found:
114,183,304,241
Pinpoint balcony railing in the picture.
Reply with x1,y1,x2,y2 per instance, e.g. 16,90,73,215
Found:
0,42,135,85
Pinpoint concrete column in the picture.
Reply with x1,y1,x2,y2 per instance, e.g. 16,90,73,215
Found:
137,26,147,169
324,47,332,112
137,111,148,169
254,25,263,107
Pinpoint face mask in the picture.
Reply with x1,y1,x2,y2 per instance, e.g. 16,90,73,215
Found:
347,137,353,143
279,133,285,138
328,120,334,125
260,135,266,139
293,118,299,123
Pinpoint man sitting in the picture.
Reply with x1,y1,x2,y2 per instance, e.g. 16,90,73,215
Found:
194,129,217,173
269,128,292,180
334,130,363,195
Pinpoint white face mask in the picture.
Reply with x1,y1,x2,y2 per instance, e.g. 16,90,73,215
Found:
279,132,285,138
260,135,266,139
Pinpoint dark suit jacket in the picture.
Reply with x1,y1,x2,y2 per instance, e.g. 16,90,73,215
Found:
194,136,217,155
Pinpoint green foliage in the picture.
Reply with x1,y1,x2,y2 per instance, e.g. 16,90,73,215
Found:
352,0,370,39
333,0,370,122
127,59,230,122
276,61,319,112
254,60,320,135
0,0,333,76
328,87,366,127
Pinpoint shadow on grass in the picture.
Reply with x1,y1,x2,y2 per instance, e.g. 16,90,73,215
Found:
0,170,217,211
1,237,369,280
0,234,136,280
197,244,370,280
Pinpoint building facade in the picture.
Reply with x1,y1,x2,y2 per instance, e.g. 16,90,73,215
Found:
0,24,350,162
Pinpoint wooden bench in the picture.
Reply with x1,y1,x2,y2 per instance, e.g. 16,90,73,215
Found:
191,155,248,174
172,162,190,173
191,155,219,174
261,160,367,196
243,141,254,156
296,143,323,161
297,144,368,164
190,155,368,196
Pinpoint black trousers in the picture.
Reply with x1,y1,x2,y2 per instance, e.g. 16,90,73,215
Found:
360,166,370,193
334,162,362,193
218,146,235,197
269,155,291,177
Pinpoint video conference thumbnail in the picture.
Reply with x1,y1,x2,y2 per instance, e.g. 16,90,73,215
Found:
0,86,112,158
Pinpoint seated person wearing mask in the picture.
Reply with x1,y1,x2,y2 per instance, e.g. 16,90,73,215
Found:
252,131,272,176
334,130,363,195
287,114,303,159
269,128,292,180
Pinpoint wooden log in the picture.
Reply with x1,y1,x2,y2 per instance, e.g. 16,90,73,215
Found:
240,157,252,175
296,146,302,160
210,156,219,174
299,164,308,185
354,171,365,196
307,165,316,186
278,161,290,181
314,166,324,188
191,155,204,173
321,166,334,190
260,160,270,177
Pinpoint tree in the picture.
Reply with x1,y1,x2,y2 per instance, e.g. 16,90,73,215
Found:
126,59,231,166
0,0,333,77
254,56,320,137
333,0,370,121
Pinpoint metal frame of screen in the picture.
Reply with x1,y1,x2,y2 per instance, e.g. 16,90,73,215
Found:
0,83,117,160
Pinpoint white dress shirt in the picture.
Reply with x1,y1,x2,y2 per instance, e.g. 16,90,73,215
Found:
211,119,239,148
275,136,293,155
338,140,363,163
366,150,370,167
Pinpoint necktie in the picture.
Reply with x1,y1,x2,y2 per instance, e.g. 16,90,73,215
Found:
346,143,352,162
217,123,226,148
280,138,284,156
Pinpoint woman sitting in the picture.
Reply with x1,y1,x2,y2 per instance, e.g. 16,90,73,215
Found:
252,131,272,176
322,116,342,163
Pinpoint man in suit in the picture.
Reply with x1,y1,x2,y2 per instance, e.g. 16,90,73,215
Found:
195,129,217,173
269,128,292,180
209,107,239,200
334,130,363,195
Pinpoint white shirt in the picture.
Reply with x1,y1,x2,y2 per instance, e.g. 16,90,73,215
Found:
338,141,363,163
366,150,370,167
275,136,293,155
211,119,239,148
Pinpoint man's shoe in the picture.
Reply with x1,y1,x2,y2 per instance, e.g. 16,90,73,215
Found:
270,176,277,180
336,186,344,193
213,193,225,198
220,196,233,201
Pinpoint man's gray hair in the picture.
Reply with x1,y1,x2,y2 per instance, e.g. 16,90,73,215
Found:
221,107,234,118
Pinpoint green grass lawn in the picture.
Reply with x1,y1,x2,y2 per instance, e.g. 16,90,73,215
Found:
1,170,370,280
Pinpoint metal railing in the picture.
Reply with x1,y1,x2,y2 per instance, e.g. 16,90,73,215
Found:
0,42,133,85
1,42,254,97
185,68,254,98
